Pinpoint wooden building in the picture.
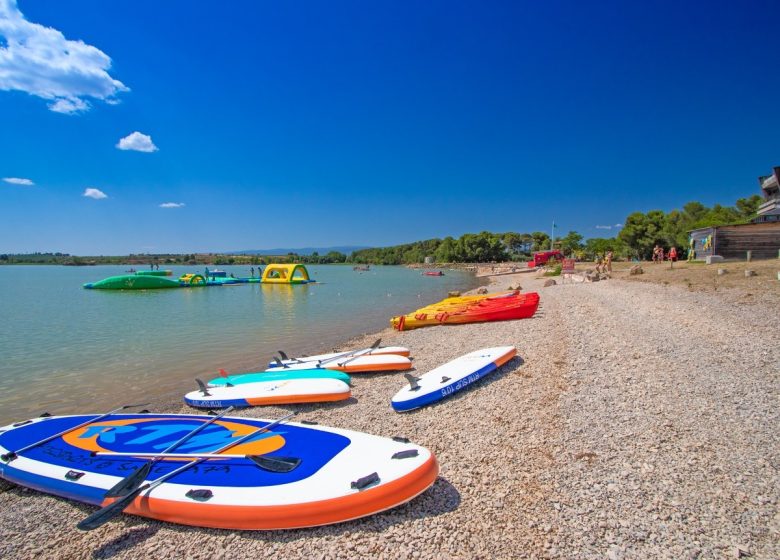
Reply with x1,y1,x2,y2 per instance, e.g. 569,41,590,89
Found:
756,167,780,223
689,222,780,260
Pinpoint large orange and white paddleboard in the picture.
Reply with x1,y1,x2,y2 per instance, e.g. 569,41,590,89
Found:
0,414,438,530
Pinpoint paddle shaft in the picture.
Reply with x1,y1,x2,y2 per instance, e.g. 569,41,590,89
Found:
279,339,381,368
1,403,149,461
102,406,238,498
152,406,236,460
95,451,281,460
134,412,294,491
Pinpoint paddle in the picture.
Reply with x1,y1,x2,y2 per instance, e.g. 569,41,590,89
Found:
103,406,236,498
93,450,301,472
77,412,296,531
0,403,149,463
277,339,382,368
334,339,384,368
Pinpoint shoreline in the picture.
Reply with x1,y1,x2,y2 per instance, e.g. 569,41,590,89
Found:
1,269,778,558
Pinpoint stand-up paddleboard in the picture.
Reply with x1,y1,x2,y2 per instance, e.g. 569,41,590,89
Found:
391,346,516,412
0,413,438,530
184,378,351,408
275,354,412,374
269,345,411,369
207,368,351,388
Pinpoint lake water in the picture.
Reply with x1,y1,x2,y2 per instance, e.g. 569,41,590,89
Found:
0,265,478,424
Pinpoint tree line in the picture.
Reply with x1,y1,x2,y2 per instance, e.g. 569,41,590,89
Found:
350,193,763,263
2,194,763,265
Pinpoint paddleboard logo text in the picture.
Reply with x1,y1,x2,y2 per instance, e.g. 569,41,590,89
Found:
62,418,286,456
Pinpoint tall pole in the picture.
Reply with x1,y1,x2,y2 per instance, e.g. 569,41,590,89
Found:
551,221,555,250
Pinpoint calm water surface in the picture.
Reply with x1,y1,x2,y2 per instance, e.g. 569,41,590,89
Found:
0,265,477,424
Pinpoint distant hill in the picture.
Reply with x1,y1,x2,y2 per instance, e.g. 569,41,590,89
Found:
230,246,370,256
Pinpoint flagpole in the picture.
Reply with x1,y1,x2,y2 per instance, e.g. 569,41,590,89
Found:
551,221,555,250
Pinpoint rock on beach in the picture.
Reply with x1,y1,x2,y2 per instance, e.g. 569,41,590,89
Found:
0,268,778,559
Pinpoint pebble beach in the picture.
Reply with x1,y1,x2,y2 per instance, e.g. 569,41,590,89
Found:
1,267,778,559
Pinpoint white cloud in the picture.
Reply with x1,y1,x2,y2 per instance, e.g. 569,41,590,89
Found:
116,131,158,152
3,176,33,185
0,0,128,114
83,187,107,199
614,223,623,228
159,202,185,208
595,225,612,230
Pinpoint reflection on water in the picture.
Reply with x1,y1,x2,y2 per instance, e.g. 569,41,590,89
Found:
0,265,477,424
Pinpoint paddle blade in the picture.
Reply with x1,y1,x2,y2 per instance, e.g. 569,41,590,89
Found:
104,462,152,498
277,351,289,361
77,485,146,531
195,378,211,396
248,455,301,473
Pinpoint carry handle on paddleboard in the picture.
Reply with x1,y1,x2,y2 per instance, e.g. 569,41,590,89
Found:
0,403,150,463
77,411,297,531
104,406,236,498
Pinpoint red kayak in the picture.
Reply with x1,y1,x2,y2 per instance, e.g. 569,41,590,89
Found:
422,271,444,276
391,292,540,330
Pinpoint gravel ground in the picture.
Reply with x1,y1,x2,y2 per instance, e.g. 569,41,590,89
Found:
0,271,777,559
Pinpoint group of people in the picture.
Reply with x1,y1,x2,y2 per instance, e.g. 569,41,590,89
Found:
594,250,613,274
652,245,678,263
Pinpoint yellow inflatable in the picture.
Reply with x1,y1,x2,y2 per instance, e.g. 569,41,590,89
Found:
261,264,312,284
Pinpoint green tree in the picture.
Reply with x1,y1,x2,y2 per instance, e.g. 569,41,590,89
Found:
530,232,551,252
618,210,666,259
735,195,762,220
560,231,584,257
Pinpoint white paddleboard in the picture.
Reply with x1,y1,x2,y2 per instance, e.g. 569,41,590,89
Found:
185,378,351,408
270,345,410,368
271,353,412,373
391,346,516,412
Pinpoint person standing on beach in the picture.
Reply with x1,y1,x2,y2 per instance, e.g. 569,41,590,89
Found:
605,250,613,274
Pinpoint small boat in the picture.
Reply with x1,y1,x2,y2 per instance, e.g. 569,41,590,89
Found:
422,271,444,276
0,412,438,529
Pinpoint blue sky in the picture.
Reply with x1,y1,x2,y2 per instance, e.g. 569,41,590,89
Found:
2,0,779,254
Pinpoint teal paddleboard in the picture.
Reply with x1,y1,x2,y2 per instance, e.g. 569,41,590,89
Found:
207,368,351,387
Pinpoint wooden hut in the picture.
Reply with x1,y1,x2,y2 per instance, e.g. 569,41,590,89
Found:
689,222,780,260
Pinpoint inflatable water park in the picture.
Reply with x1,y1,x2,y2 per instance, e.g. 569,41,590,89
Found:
83,264,314,290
